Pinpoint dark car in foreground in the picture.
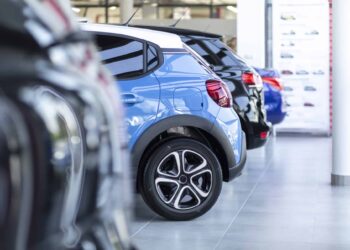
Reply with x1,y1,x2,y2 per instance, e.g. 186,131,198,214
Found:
0,1,133,249
132,25,271,149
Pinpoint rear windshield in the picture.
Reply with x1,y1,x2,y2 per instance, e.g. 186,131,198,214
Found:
181,36,247,67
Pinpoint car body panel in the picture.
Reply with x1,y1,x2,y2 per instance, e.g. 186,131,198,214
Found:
87,26,246,184
215,106,243,163
113,75,160,148
180,37,270,150
155,52,219,123
155,52,243,163
130,25,270,150
254,67,287,125
263,83,287,124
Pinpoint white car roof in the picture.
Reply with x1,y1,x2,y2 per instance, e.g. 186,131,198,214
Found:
82,23,184,49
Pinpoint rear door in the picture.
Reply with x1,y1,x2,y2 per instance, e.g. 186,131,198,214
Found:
95,34,161,146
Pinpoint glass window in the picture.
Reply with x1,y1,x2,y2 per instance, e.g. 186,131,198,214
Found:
146,44,159,71
95,35,144,79
212,39,247,65
182,36,218,65
182,36,244,67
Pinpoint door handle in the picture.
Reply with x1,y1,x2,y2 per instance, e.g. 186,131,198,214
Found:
121,93,144,104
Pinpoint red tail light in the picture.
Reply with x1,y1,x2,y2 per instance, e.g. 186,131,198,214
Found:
242,72,264,88
242,72,256,86
206,80,232,108
263,77,283,91
260,131,269,139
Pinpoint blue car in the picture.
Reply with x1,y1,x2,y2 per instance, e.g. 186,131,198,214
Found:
254,67,287,125
83,24,247,220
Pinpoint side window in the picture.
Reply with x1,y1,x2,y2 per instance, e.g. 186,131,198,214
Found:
213,39,248,65
182,36,218,65
146,44,159,71
182,36,241,67
210,40,242,66
95,34,144,79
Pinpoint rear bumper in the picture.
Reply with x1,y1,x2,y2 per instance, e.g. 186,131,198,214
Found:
236,88,271,150
245,119,271,150
247,135,268,149
267,112,287,125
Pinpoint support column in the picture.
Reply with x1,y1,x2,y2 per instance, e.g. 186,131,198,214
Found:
120,0,134,24
105,0,109,23
332,0,350,186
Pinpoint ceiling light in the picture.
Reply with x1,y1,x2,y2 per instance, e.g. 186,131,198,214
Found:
226,6,237,13
109,6,117,10
72,7,80,13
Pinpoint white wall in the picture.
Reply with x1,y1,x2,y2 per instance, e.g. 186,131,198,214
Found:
273,0,330,134
237,0,266,67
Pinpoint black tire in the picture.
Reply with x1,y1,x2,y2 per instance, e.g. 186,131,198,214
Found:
140,138,223,220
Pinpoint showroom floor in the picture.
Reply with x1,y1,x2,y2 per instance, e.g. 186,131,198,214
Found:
130,136,350,250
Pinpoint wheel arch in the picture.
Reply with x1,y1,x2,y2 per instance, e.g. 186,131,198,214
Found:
131,115,234,191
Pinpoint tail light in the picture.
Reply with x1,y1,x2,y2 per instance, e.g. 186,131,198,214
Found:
206,79,232,108
260,131,269,139
242,72,256,85
263,77,283,91
242,72,263,88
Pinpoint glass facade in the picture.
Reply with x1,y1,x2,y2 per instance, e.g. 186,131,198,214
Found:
71,0,237,23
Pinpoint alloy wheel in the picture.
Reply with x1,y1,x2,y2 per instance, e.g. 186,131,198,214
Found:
154,150,212,210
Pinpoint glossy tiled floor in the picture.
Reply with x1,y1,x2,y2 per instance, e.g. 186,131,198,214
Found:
130,136,350,250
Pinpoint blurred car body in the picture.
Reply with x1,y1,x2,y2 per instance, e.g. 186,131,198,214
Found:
254,67,287,125
0,1,133,249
